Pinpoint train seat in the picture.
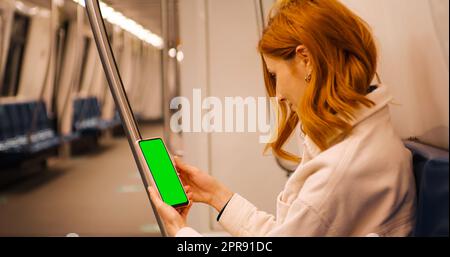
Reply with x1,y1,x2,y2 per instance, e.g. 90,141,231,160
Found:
72,97,119,136
0,101,60,167
405,140,449,237
25,102,61,153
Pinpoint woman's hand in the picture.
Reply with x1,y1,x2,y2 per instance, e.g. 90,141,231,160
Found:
148,186,192,237
174,156,234,212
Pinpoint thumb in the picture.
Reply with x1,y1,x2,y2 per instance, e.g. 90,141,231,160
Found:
174,157,195,175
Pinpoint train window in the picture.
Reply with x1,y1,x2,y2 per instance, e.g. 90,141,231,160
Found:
1,12,30,97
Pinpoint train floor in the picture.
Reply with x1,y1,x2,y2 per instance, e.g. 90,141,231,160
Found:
0,123,166,237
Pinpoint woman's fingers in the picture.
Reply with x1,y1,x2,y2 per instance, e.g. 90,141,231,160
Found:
179,174,191,186
178,202,192,217
183,184,195,202
187,192,193,201
174,157,197,176
174,156,187,169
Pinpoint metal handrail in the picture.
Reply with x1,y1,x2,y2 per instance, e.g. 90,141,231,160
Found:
84,0,167,237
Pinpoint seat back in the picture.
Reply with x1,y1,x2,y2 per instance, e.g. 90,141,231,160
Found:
0,104,12,141
405,140,449,237
73,97,102,131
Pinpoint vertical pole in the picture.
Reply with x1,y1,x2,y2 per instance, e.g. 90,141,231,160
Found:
254,0,265,36
84,0,168,237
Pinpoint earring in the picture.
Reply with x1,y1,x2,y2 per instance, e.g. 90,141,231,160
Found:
305,72,312,83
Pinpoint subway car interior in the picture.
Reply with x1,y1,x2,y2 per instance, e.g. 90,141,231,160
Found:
0,0,448,237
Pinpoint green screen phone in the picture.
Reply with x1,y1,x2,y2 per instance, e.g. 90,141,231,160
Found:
138,138,189,208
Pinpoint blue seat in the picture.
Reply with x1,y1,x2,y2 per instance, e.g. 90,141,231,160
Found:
5,105,20,138
72,97,120,135
405,140,449,237
73,97,99,135
27,102,60,153
0,101,60,167
0,105,10,141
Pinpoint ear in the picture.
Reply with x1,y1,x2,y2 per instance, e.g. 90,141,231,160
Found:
295,45,310,66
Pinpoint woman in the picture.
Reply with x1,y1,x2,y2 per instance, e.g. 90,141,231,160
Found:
148,0,416,237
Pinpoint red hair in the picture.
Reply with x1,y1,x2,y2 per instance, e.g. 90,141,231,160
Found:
259,0,377,162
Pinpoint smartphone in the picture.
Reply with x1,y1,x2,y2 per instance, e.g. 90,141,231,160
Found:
138,138,189,208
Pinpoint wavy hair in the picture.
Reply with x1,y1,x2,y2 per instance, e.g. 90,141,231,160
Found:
260,0,377,162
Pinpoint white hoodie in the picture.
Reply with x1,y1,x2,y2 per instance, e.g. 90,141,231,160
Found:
177,84,416,237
